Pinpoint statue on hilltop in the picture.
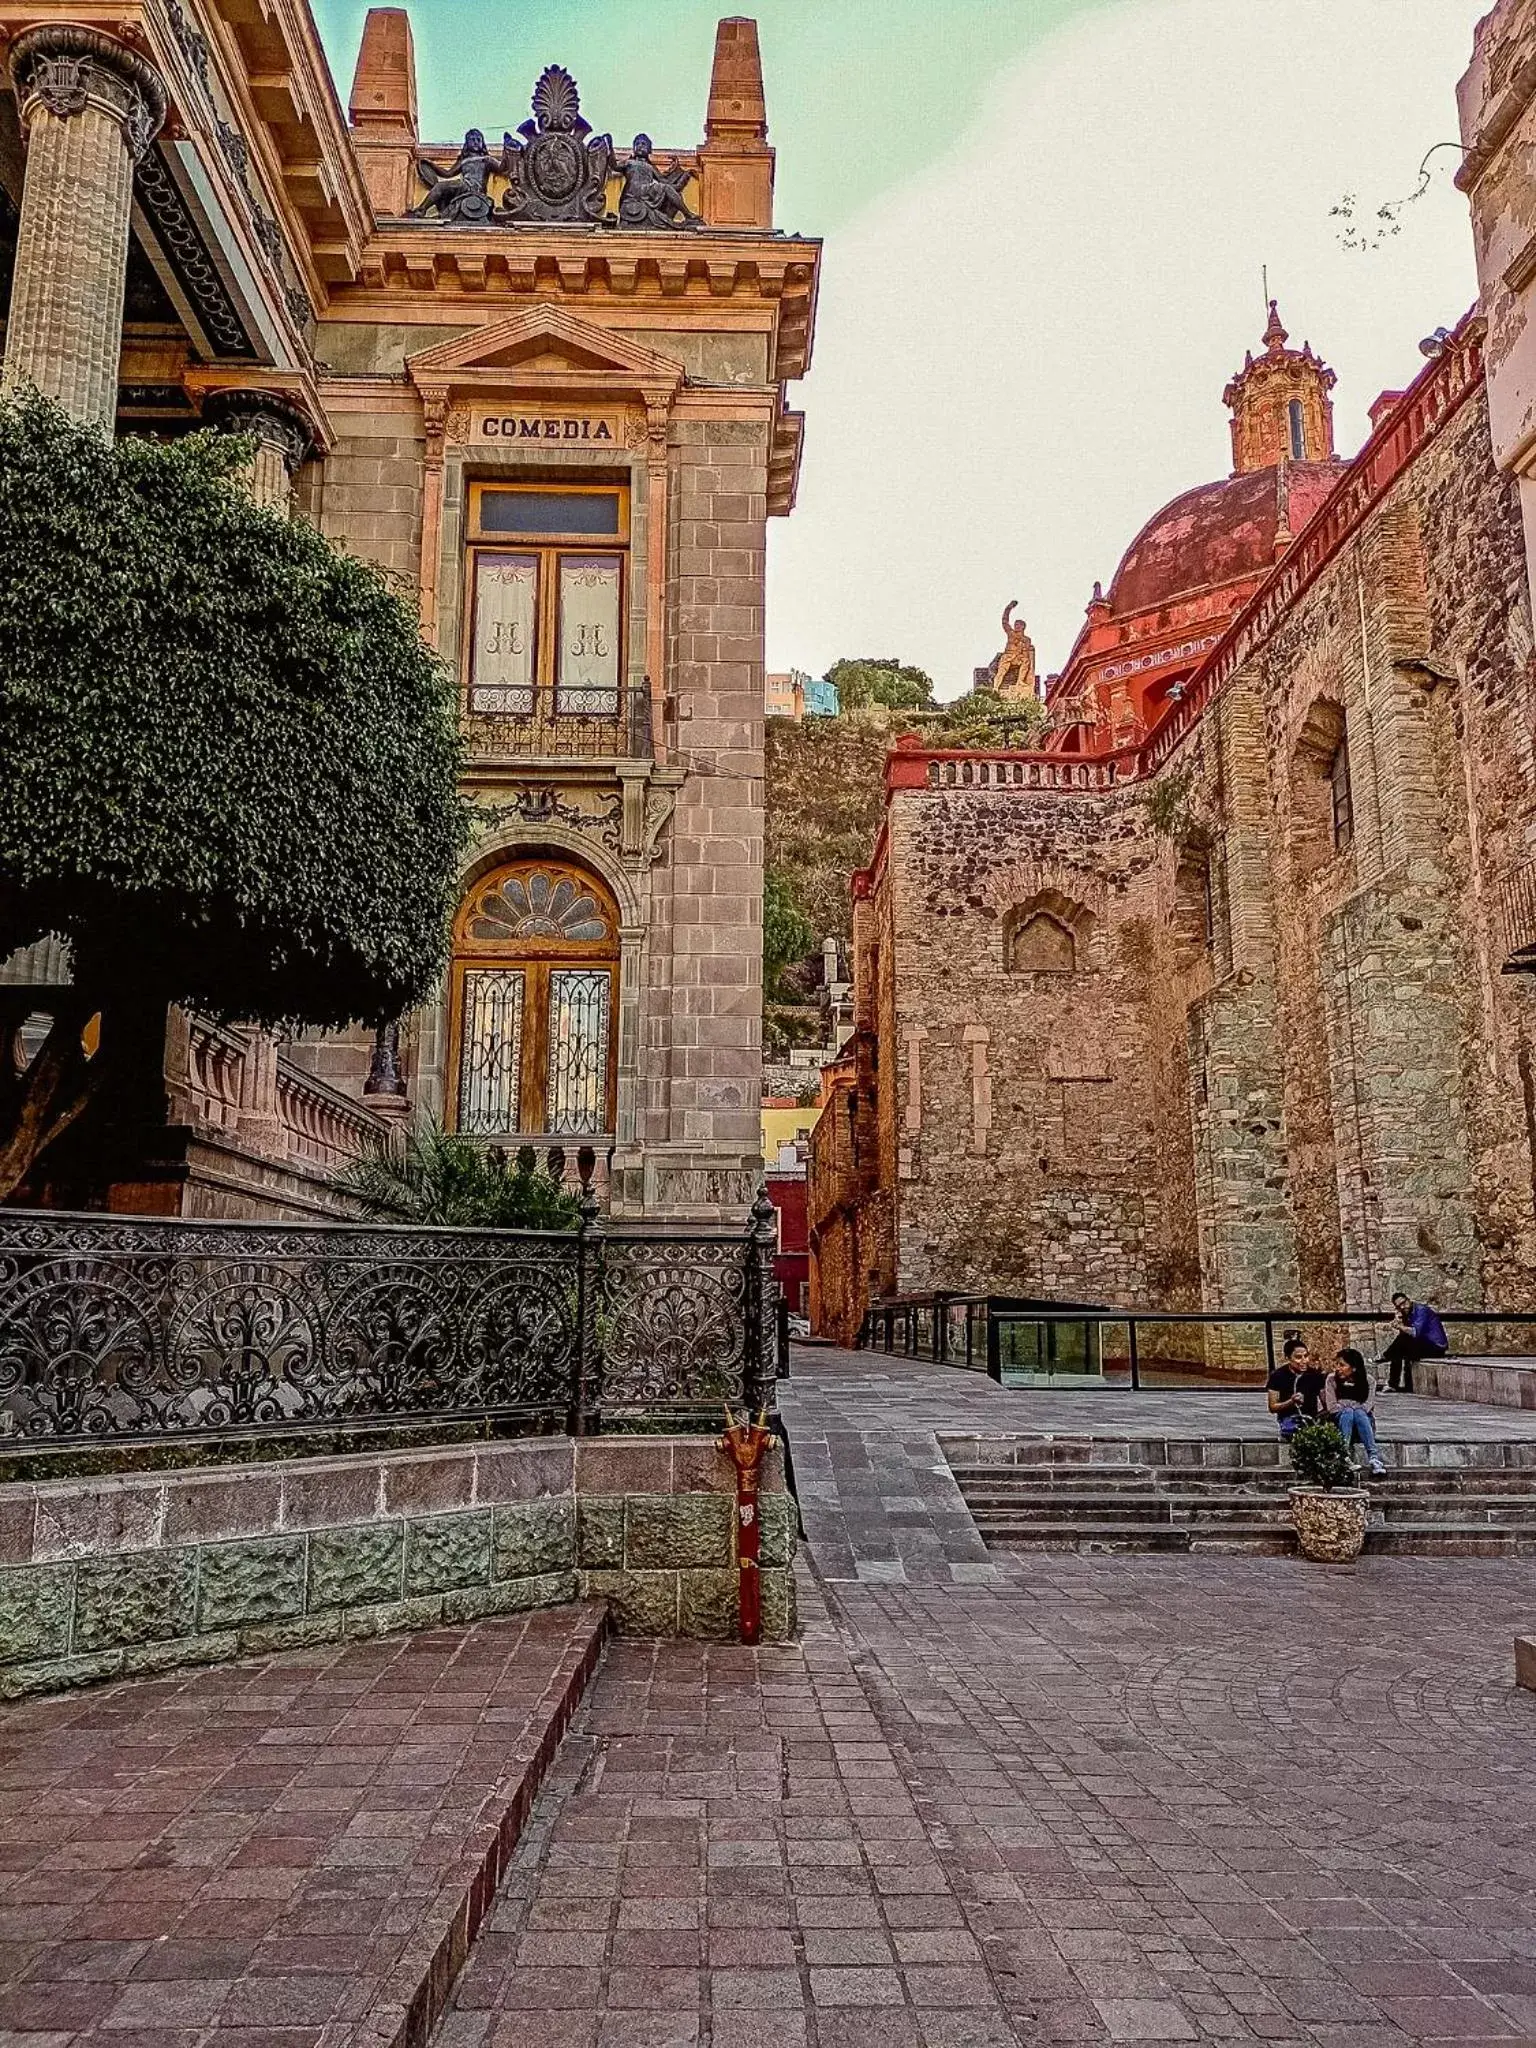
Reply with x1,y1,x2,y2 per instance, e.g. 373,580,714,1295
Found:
991,601,1038,702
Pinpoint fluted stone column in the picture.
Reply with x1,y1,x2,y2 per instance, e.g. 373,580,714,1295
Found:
204,391,313,514
3,25,166,431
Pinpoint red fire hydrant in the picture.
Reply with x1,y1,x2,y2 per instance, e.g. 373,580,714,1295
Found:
722,1405,773,1645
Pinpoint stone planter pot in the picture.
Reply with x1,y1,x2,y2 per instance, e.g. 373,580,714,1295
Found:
1288,1486,1369,1562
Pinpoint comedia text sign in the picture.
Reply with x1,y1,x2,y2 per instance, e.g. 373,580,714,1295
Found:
472,408,624,444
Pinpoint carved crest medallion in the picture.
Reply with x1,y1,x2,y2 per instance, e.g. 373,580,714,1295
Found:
502,67,611,225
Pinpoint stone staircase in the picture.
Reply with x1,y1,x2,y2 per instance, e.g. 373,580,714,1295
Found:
940,1433,1536,1555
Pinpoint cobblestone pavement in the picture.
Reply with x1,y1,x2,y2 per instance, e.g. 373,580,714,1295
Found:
438,1556,1536,2048
779,1349,1536,1586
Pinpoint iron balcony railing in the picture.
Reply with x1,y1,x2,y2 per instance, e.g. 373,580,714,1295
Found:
462,684,653,763
0,1193,782,1448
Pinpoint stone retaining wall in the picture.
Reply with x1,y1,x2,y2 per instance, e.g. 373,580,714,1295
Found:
1415,1357,1536,1410
0,1435,795,1697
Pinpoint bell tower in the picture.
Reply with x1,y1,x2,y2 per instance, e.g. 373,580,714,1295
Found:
1223,300,1336,474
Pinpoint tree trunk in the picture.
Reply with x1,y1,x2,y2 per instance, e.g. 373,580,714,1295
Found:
0,987,170,1202
0,1006,98,1199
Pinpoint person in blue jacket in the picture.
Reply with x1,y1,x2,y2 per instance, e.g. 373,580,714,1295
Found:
1378,1292,1448,1393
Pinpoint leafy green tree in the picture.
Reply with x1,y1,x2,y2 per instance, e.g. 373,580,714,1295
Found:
930,686,1049,749
826,656,935,713
335,1123,578,1229
764,867,816,997
0,392,469,1196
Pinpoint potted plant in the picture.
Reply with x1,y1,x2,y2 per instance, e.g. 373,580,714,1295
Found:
1287,1420,1370,1562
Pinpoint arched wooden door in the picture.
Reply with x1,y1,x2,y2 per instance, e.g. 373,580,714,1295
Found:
448,859,620,1138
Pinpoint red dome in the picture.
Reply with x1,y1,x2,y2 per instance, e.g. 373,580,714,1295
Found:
1109,461,1343,616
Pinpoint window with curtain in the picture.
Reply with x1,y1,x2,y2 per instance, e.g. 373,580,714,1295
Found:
465,484,629,721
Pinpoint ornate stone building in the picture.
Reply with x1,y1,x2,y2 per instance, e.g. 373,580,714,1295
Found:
0,2,818,1220
810,307,1536,1342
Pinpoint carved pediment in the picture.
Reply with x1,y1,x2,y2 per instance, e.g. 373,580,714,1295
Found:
407,306,685,399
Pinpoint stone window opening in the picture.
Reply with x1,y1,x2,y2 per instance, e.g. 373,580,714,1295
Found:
463,481,630,721
1288,397,1305,462
1172,848,1215,962
1289,698,1354,878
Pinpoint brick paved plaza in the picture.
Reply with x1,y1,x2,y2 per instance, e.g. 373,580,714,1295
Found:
4,1349,1536,2046
438,1557,1536,2048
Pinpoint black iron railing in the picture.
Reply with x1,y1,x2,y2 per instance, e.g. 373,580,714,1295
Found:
462,685,653,762
0,1194,781,1445
862,1296,1536,1391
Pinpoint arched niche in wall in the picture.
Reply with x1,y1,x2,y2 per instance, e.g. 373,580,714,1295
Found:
1003,889,1095,974
1289,696,1354,877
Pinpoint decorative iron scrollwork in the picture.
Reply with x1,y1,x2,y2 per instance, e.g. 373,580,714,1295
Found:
599,1237,748,1410
0,1207,779,1443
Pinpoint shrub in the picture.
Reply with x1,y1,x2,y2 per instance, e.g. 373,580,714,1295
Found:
1288,1418,1357,1491
334,1122,579,1229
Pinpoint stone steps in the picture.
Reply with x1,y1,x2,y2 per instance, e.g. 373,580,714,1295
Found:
945,1439,1536,1556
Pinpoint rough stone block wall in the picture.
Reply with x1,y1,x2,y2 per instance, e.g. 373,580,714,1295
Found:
1322,879,1482,1306
1186,975,1299,1312
857,383,1536,1323
879,780,1184,1303
0,1436,795,1698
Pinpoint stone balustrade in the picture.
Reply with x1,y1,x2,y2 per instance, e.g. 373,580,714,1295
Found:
180,1015,390,1172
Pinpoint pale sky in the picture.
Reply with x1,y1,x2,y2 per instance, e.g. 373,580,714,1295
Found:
315,0,1489,698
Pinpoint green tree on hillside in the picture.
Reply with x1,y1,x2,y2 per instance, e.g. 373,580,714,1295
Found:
0,392,469,1197
764,867,816,998
765,718,890,952
826,656,935,712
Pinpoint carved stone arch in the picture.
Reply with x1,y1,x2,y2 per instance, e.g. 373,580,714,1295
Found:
411,819,648,1139
983,859,1107,926
1002,888,1096,975
1292,695,1347,767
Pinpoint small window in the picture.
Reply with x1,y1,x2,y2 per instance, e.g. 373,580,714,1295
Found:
1329,740,1354,852
1288,398,1305,462
476,488,623,539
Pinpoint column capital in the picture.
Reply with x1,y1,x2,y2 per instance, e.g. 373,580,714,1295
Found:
202,388,315,475
9,23,167,161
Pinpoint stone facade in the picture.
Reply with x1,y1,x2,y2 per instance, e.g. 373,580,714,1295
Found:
811,316,1536,1343
0,1434,796,1696
0,1,818,1223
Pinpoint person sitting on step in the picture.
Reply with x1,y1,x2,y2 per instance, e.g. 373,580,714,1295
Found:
1325,1347,1387,1477
1377,1292,1448,1393
1267,1335,1326,1439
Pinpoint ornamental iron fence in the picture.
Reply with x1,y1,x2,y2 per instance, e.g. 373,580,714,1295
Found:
0,1195,781,1446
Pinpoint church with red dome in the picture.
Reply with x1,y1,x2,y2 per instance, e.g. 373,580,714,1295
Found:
1046,302,1349,753
809,291,1536,1355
